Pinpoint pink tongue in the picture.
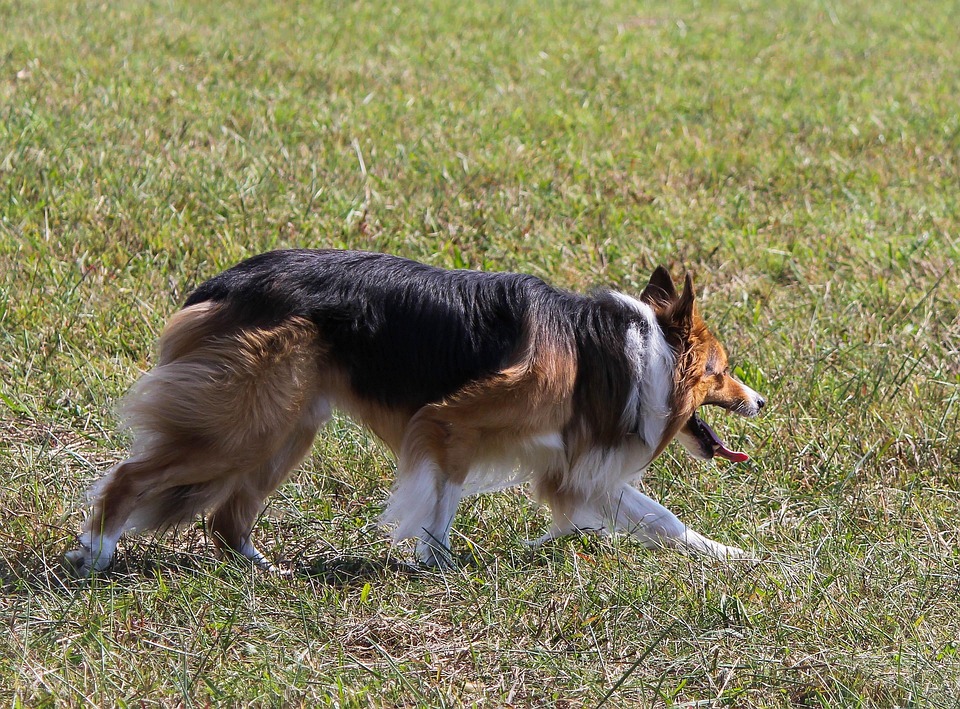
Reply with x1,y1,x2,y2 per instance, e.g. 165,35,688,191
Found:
700,419,750,463
716,445,750,464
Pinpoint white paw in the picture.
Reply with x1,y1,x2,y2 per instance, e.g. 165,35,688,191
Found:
415,539,455,569
713,544,760,562
64,545,112,577
236,542,279,573
523,534,553,549
720,544,747,559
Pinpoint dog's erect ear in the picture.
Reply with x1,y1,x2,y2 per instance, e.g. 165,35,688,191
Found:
672,272,696,330
640,266,678,307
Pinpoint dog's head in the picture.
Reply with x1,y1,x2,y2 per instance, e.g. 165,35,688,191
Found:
640,266,765,461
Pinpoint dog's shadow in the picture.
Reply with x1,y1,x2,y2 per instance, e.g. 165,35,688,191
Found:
0,548,85,597
296,553,423,587
296,546,562,587
0,545,427,593
0,535,567,596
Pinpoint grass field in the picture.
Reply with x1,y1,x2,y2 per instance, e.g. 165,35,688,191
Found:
2,0,959,705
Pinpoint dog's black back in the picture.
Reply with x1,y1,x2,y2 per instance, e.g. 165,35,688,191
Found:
185,250,556,408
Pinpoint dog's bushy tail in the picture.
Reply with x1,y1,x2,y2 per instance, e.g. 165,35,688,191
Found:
122,302,317,457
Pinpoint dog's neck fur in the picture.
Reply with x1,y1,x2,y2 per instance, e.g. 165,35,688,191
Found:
610,292,675,454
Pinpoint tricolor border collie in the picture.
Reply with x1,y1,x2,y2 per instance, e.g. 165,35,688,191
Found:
66,249,764,575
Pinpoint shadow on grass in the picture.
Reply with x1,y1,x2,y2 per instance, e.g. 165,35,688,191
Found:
0,530,607,597
0,548,80,596
0,541,210,595
0,542,427,594
297,553,423,587
295,536,572,586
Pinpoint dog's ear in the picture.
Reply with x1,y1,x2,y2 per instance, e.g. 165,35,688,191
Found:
640,266,678,307
672,272,697,332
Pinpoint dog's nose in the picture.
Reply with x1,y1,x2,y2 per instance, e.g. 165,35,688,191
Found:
756,396,766,411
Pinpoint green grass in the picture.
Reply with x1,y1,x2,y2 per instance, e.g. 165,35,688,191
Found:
2,0,959,705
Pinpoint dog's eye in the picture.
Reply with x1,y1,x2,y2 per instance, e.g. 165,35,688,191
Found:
704,365,729,379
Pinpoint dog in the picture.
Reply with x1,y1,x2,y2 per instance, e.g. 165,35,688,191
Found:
66,249,764,575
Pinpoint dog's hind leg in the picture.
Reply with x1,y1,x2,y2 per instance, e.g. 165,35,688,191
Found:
66,309,324,576
64,458,155,576
66,448,227,576
208,398,330,570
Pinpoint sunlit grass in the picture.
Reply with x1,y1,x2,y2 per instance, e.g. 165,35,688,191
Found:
2,0,959,705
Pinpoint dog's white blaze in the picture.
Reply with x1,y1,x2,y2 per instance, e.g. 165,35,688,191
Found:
738,381,764,416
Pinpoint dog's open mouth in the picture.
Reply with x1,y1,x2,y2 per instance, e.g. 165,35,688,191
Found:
687,414,749,463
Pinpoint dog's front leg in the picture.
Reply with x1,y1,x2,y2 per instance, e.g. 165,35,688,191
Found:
608,484,746,559
528,501,608,546
382,455,463,568
381,412,467,568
